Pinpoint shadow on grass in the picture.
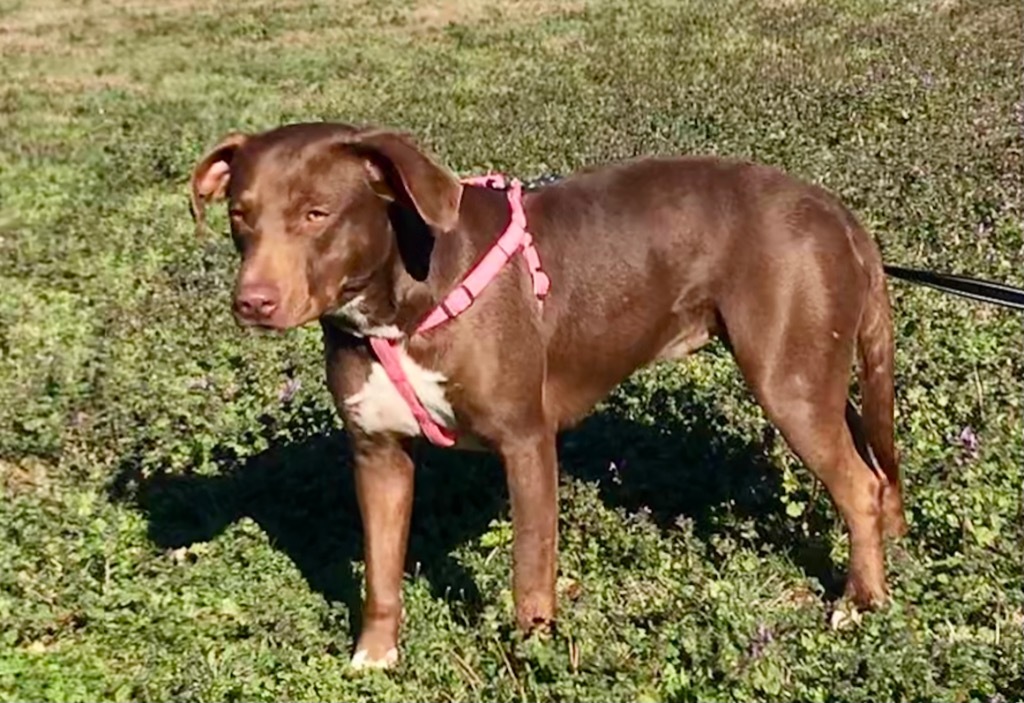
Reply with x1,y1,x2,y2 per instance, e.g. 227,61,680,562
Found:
559,382,842,598
108,399,509,638
108,377,842,642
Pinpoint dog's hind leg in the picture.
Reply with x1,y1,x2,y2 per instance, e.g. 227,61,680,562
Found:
762,394,888,607
718,267,889,607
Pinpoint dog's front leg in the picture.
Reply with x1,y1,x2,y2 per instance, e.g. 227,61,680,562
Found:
349,436,414,670
498,429,559,632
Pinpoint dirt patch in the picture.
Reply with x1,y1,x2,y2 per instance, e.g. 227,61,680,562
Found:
2,0,587,54
0,0,310,51
0,0,582,35
276,0,586,47
408,0,586,28
1,0,220,33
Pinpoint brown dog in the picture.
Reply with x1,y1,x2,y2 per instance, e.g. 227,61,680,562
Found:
190,122,906,669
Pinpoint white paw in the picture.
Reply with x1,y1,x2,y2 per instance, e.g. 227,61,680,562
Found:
350,647,399,671
829,603,863,631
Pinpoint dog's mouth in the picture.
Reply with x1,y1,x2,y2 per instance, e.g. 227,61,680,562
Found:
234,315,290,334
322,276,370,317
321,277,399,337
233,298,321,333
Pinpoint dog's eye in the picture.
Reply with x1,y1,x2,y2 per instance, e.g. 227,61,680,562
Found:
306,209,330,222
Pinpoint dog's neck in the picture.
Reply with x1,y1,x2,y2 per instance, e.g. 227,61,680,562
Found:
324,186,517,341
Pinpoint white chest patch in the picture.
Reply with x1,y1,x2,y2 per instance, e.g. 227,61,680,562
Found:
344,345,456,437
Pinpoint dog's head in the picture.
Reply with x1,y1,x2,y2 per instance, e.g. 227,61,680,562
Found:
189,123,462,330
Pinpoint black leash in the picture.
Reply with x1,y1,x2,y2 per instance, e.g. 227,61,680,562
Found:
519,172,1024,313
883,266,1024,312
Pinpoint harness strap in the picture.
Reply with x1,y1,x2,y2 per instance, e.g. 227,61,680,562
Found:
418,176,549,333
368,336,458,447
368,174,549,446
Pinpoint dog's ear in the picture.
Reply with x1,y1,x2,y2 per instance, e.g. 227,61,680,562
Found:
350,130,462,233
189,132,248,233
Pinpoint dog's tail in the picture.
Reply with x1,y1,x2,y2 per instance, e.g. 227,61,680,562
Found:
855,265,900,488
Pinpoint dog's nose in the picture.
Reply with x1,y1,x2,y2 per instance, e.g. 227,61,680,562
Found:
234,285,280,322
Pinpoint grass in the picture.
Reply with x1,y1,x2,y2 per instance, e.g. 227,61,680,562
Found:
1,0,1022,700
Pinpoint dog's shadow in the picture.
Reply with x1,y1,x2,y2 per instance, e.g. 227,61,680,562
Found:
109,399,510,635
109,374,840,641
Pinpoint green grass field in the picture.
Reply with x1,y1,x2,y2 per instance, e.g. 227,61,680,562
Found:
1,0,1022,700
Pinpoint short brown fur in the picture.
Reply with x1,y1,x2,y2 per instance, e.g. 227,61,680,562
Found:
190,122,906,667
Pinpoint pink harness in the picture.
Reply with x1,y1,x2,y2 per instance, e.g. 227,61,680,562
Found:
367,174,550,446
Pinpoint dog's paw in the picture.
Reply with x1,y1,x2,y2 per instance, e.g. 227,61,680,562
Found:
829,602,864,631
350,647,399,671
843,577,889,611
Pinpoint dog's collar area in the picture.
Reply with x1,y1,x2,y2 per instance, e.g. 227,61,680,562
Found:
480,172,564,192
367,173,551,447
521,173,564,191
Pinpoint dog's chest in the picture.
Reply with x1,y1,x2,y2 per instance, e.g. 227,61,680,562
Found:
344,346,457,438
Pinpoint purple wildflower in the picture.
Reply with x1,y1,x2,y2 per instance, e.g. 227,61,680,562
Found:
749,622,775,659
279,376,301,403
956,426,980,463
